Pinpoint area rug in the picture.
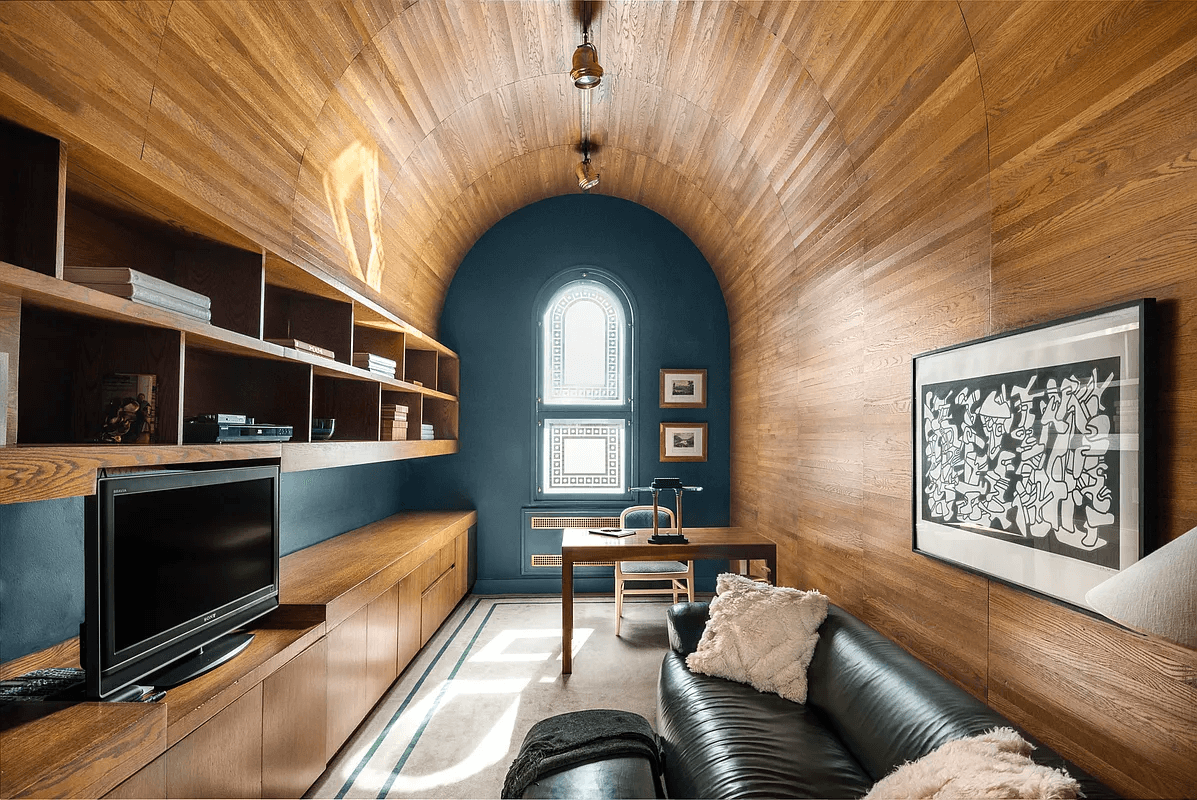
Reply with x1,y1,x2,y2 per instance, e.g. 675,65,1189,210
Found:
306,595,677,799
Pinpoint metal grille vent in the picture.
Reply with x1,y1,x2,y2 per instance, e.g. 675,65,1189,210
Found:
530,516,620,529
531,555,614,568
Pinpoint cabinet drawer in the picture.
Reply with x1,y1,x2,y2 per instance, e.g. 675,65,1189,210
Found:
420,564,458,646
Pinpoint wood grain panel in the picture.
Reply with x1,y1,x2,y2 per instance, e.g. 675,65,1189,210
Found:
325,605,369,761
397,570,422,672
166,682,263,800
262,637,329,800
989,583,1197,799
102,754,166,800
365,582,400,705
0,701,165,800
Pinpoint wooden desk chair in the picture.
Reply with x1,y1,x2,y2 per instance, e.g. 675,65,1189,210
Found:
614,505,694,635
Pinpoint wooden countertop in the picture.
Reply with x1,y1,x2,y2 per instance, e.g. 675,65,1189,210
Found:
279,509,476,628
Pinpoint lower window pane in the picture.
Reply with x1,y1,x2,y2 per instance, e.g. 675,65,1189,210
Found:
543,419,625,494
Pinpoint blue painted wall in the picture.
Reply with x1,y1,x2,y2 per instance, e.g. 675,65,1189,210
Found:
0,461,408,661
404,194,731,593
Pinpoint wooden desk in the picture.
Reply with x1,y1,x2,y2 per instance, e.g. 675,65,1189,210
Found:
560,527,777,674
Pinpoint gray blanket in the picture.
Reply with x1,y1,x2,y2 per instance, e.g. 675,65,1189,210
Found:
500,709,662,798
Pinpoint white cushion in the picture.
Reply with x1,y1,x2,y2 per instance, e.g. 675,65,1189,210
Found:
684,573,827,703
863,728,1079,800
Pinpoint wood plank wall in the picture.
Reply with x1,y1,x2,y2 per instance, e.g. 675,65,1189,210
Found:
0,2,1194,796
736,3,1197,798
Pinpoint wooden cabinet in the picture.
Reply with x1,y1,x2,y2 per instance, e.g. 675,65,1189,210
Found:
262,638,328,800
419,540,460,647
0,118,460,506
166,684,263,799
325,604,370,760
1,510,475,800
397,571,423,672
366,583,400,706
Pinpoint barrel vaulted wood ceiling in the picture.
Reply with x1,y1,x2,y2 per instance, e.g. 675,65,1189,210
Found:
2,0,988,338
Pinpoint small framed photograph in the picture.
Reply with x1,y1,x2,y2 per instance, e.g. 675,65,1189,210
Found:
660,369,707,408
661,422,708,462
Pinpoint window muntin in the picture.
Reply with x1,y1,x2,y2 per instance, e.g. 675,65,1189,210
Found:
543,280,626,406
541,419,626,494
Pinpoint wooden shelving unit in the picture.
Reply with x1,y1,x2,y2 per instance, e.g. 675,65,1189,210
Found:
0,120,460,503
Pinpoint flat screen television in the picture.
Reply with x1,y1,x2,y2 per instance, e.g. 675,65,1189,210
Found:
84,465,280,700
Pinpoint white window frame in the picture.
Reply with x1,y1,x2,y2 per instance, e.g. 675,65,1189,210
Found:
533,268,635,502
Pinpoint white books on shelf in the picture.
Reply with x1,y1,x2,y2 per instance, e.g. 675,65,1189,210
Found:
64,266,211,309
352,352,397,368
353,352,397,378
79,283,212,321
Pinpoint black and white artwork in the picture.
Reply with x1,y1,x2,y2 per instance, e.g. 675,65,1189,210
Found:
913,301,1147,609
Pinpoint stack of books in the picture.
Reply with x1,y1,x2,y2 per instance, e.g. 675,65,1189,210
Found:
421,423,435,441
353,352,397,378
381,403,408,441
265,338,335,360
65,267,211,322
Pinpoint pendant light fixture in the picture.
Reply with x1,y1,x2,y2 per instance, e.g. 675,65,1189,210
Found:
571,4,601,191
570,32,603,89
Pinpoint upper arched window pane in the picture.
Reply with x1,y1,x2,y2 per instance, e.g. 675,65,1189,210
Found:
543,279,626,405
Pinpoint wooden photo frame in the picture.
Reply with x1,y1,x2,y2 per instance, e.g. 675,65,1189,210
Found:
660,369,707,408
912,299,1149,610
660,422,708,462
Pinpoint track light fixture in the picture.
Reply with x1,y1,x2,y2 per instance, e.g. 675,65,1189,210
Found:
576,156,599,191
570,34,603,89
570,8,601,191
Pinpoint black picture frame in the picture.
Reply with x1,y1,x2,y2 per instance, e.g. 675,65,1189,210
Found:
911,299,1150,610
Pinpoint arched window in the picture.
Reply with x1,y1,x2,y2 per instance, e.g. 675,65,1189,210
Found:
536,270,633,498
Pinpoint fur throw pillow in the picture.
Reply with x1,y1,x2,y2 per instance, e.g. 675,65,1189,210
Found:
863,728,1079,799
685,573,828,703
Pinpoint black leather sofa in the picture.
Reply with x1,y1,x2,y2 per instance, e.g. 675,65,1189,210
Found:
658,601,1120,799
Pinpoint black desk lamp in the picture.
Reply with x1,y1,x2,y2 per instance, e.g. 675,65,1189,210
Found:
630,478,703,543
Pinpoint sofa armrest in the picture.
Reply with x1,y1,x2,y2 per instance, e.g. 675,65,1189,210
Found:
665,602,710,656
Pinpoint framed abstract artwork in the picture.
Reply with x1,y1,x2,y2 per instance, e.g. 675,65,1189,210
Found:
660,369,707,408
912,300,1150,609
661,422,708,462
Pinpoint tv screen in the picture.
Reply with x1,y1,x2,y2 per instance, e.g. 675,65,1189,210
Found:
85,465,280,700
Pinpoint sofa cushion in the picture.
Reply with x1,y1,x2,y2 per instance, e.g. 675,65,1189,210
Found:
658,651,873,799
686,574,828,703
862,728,1079,800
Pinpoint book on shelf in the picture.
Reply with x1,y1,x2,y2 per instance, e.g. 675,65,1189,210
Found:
64,266,212,309
381,424,408,441
74,282,212,321
99,373,157,444
420,423,435,440
352,352,397,368
381,403,409,414
265,338,336,359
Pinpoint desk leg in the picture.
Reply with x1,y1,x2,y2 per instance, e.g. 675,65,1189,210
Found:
562,555,574,674
766,549,778,585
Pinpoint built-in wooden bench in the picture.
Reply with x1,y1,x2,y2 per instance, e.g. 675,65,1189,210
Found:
0,509,477,799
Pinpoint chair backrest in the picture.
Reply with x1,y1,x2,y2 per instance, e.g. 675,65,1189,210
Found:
620,504,675,529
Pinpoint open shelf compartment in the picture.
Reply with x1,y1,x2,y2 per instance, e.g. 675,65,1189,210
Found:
18,305,183,445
